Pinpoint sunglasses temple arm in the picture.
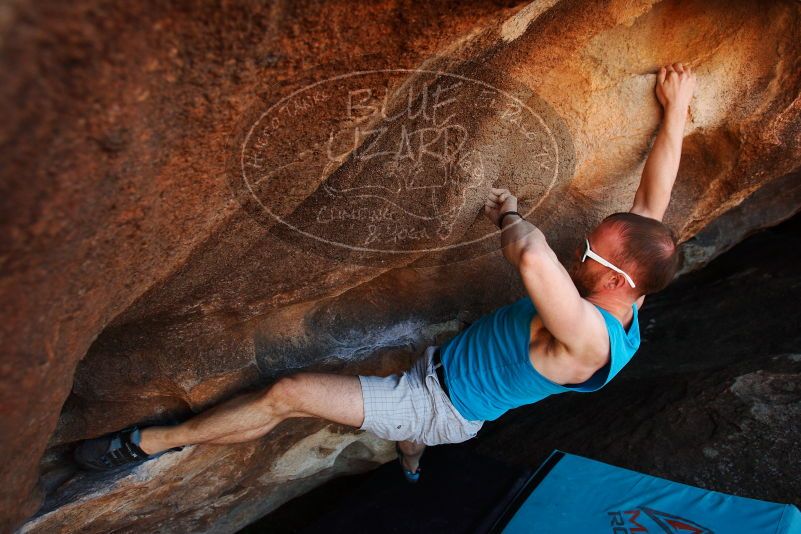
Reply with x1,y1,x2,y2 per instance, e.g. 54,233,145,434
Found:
586,250,637,288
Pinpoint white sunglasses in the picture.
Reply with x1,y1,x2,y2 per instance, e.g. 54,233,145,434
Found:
581,238,636,288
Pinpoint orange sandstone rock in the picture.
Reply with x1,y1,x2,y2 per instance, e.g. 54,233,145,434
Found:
1,0,799,531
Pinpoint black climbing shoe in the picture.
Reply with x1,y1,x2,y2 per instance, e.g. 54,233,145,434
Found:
73,425,182,472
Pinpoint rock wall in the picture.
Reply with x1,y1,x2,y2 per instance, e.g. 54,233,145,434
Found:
1,0,800,531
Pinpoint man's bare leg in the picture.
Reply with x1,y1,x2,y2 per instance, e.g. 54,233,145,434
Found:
137,373,364,455
398,440,426,472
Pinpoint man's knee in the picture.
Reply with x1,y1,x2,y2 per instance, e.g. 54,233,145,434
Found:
263,373,308,414
398,440,426,456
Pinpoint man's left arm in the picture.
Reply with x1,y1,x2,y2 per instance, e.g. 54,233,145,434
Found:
629,62,696,309
630,62,696,222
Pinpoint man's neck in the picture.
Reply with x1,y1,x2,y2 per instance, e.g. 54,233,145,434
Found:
585,292,636,329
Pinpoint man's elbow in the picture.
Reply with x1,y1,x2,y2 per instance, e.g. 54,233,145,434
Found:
518,234,551,269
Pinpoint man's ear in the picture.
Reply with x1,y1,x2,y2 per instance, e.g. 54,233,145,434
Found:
603,272,626,290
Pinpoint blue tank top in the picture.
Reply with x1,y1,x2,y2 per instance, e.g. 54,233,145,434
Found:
439,295,641,422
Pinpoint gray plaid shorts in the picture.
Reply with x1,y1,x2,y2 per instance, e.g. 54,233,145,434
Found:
357,345,485,445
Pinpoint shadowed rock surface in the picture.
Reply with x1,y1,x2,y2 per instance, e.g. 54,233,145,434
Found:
1,0,800,531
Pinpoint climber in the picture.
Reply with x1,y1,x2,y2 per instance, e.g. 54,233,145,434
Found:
74,63,696,483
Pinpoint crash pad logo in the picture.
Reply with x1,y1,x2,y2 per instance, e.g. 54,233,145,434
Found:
608,507,714,533
230,60,573,265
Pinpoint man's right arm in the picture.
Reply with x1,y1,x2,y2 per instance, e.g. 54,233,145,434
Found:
630,62,696,222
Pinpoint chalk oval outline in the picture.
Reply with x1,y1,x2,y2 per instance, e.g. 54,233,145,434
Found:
239,67,561,254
